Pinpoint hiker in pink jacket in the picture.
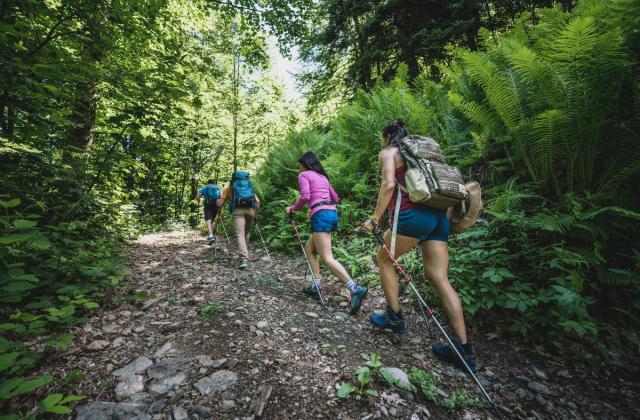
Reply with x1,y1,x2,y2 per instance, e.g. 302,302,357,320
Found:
286,151,368,314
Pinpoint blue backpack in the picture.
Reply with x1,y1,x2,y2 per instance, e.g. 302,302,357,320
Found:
202,184,221,205
230,171,256,211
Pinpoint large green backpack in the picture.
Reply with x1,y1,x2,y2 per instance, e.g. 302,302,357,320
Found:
397,135,467,209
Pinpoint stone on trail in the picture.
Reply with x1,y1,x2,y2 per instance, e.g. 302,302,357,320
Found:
249,383,273,418
528,381,552,395
196,355,214,367
380,368,414,391
87,340,110,351
147,357,191,380
305,312,318,318
173,405,189,420
154,341,174,359
532,366,549,381
142,297,161,310
115,375,145,401
76,402,149,420
112,356,153,378
194,370,238,395
256,321,268,329
220,399,236,411
149,371,187,395
211,358,227,369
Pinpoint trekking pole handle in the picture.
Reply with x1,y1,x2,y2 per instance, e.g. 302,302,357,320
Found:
371,226,386,246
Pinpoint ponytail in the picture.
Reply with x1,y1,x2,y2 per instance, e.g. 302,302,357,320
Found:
382,119,408,145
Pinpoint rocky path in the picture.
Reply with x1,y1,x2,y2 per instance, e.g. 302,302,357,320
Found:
53,231,639,419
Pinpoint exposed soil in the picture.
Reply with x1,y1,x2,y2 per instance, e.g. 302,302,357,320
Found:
37,231,640,419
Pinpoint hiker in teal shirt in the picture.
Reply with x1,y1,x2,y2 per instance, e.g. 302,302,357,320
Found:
195,179,221,241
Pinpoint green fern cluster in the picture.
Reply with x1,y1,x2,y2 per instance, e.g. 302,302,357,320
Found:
448,0,639,201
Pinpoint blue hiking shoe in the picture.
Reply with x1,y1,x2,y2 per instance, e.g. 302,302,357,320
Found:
369,305,406,335
349,285,368,315
303,285,320,301
432,337,476,373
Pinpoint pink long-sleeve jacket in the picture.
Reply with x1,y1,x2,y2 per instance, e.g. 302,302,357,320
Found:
289,170,340,217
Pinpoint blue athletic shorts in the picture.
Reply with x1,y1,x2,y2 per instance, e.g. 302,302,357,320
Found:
310,210,339,233
394,207,449,242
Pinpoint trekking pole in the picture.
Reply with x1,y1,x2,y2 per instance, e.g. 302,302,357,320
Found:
401,253,434,337
217,215,231,245
371,226,496,410
254,221,273,266
290,216,325,306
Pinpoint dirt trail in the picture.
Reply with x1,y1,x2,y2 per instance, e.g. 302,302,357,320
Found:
54,231,639,419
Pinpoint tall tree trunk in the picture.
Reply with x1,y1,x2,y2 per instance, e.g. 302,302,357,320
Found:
395,5,420,83
189,176,198,227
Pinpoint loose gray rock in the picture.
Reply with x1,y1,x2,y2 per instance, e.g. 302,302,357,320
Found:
112,337,124,348
154,341,174,359
528,381,552,395
147,399,167,414
147,357,191,380
142,297,161,310
221,400,236,411
532,366,549,381
76,402,148,420
87,340,110,351
380,367,415,391
196,355,213,367
516,387,535,401
115,375,145,401
194,370,238,395
191,405,212,418
211,358,227,369
305,312,318,318
149,372,187,395
112,356,153,378
173,405,188,420
256,321,268,329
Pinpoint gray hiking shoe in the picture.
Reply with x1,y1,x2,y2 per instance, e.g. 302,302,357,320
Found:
238,259,248,269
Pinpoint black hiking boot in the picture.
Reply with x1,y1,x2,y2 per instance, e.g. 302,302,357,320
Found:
303,285,321,301
432,336,476,373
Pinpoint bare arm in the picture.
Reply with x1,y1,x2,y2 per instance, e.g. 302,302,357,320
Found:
371,148,397,225
195,192,202,204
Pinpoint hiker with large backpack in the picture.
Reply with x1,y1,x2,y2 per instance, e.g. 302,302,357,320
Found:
195,179,221,241
285,152,368,314
217,171,260,269
363,119,483,373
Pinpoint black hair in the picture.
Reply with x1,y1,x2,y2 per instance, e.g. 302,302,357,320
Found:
207,179,215,184
382,119,408,145
298,151,330,181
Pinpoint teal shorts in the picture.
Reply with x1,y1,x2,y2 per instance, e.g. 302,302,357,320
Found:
310,210,339,233
394,207,449,242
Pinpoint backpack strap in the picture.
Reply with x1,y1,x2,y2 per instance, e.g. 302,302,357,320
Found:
390,182,403,256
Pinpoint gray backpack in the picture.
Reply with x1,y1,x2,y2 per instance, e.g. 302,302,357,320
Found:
397,135,467,209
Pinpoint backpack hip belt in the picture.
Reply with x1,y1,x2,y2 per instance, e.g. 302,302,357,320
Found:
310,200,335,210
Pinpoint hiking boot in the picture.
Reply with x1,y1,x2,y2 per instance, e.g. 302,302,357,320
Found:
432,337,476,373
349,285,368,315
369,305,406,334
207,235,215,242
237,259,248,269
303,284,320,301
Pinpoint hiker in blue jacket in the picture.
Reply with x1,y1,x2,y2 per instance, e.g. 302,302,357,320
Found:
195,179,221,241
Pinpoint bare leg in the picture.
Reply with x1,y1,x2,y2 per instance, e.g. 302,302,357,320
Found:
304,236,321,279
312,232,350,282
421,240,467,342
376,230,419,312
206,219,213,236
